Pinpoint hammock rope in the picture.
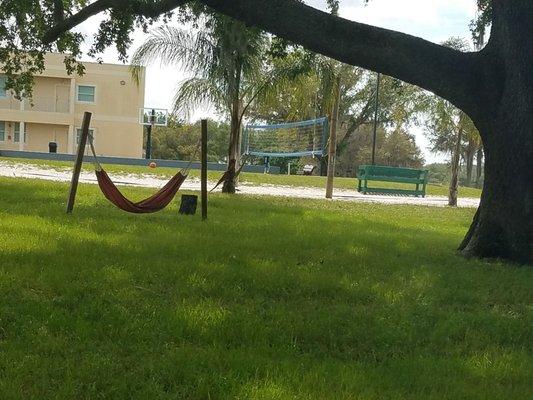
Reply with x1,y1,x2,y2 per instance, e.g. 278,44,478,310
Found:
210,155,250,193
88,133,195,213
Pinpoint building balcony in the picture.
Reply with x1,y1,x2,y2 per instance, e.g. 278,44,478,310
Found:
0,95,70,113
0,95,73,125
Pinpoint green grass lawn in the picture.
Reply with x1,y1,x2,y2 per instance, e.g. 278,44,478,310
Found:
0,177,530,399
0,156,483,198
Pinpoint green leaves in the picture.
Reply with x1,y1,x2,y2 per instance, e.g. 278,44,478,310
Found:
130,15,268,120
0,0,86,98
470,0,491,47
325,0,339,15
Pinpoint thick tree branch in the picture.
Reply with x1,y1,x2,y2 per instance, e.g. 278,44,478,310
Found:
43,0,112,43
53,0,65,23
42,0,189,44
200,0,483,117
42,0,485,117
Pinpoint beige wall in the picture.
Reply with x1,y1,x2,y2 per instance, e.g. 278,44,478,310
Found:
73,118,143,158
0,53,145,158
25,123,69,153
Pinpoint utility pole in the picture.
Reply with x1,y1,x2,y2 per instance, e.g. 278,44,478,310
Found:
371,72,381,165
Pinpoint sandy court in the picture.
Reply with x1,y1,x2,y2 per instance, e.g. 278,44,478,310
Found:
0,160,480,208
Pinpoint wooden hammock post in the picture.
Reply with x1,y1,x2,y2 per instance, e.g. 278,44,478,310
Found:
201,119,208,220
325,75,341,199
66,111,92,213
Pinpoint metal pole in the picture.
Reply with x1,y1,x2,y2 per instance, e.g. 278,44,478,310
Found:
325,75,341,199
146,108,155,159
201,119,208,221
67,111,92,213
371,72,381,165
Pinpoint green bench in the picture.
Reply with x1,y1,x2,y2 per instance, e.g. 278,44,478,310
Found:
357,165,429,197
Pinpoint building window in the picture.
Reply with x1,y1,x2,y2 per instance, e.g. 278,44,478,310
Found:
0,121,5,141
14,122,26,143
77,85,95,103
76,128,95,144
0,76,6,98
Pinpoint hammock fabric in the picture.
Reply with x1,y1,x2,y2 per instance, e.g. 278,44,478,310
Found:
95,168,187,214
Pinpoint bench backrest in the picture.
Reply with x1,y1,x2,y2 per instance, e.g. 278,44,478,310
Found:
358,165,428,180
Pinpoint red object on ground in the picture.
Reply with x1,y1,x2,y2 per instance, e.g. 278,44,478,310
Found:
149,162,157,168
95,169,186,213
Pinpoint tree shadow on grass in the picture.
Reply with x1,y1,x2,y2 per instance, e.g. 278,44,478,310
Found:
1,178,531,399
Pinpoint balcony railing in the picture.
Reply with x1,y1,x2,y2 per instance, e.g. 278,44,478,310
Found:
0,95,70,113
0,96,22,110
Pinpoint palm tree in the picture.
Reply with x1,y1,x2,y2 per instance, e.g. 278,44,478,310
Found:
131,15,268,193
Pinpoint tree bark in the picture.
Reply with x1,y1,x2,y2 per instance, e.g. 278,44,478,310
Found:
457,0,533,264
459,117,532,263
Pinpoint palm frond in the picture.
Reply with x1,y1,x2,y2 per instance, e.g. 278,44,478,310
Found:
172,77,227,119
130,25,217,84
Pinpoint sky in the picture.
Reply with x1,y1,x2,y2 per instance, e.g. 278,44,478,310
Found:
75,0,478,164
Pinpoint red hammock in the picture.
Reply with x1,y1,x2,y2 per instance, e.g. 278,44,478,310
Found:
95,169,187,213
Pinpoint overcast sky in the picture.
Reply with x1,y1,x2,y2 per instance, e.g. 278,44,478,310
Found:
76,0,478,163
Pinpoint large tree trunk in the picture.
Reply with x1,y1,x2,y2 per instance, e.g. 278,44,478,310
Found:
459,58,532,263
459,117,532,263
458,1,533,264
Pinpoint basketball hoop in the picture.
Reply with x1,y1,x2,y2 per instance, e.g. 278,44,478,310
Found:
139,107,169,127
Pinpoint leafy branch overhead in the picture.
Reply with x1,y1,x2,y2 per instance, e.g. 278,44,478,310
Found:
2,0,491,101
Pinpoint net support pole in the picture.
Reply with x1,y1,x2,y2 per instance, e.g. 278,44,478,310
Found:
326,76,341,199
66,111,92,213
201,119,208,221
